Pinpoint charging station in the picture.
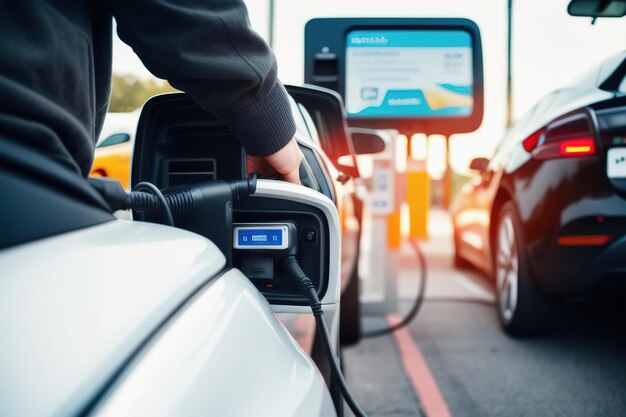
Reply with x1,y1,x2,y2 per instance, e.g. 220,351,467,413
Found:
304,17,485,327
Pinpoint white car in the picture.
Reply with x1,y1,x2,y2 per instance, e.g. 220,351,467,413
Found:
0,85,374,416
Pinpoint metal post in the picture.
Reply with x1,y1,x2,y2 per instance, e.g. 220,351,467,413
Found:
361,131,399,315
268,0,275,49
443,137,452,209
506,0,514,127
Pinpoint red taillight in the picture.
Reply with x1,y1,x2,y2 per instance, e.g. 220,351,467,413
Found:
559,137,596,157
523,111,598,160
524,134,598,160
523,129,542,152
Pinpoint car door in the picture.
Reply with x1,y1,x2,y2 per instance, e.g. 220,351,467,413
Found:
453,154,491,269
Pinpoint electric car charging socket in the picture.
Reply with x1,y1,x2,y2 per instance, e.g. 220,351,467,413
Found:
232,222,297,287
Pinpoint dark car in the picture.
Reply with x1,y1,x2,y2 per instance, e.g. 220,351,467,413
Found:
451,51,626,336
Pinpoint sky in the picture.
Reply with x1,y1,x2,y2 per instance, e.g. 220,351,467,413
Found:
112,0,625,173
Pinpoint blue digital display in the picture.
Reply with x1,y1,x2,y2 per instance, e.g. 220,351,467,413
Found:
237,229,283,247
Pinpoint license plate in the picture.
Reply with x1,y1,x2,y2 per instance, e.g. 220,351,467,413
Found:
607,148,626,178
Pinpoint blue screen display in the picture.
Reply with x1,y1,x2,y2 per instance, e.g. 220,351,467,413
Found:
237,229,283,247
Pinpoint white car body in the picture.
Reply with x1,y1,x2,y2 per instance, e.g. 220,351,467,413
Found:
0,193,337,416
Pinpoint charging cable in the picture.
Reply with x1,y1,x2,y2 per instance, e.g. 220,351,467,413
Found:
88,175,256,223
283,255,368,417
132,182,175,226
360,238,493,337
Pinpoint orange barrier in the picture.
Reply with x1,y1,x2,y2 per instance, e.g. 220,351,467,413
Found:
407,160,429,239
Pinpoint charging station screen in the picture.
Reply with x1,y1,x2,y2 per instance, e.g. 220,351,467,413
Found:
345,30,473,118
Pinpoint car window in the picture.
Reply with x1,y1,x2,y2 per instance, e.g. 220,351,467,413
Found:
486,123,516,170
97,133,130,148
597,51,626,92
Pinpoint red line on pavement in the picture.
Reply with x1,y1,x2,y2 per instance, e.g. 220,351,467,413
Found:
294,314,316,355
388,314,452,417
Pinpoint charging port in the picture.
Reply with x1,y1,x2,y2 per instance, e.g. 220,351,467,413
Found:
232,222,297,287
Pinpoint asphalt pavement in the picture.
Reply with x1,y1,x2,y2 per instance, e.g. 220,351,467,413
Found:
340,208,626,417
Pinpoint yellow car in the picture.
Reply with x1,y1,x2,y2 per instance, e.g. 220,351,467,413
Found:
90,111,139,189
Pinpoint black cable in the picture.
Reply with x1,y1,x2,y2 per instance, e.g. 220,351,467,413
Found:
315,312,366,417
132,182,174,227
362,239,427,338
127,190,161,212
91,176,257,227
283,256,368,417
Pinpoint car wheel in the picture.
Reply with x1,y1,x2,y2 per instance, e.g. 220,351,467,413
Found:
495,202,554,336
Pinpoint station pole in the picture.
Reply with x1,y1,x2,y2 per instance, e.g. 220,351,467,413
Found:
506,0,514,127
443,136,452,209
268,0,275,48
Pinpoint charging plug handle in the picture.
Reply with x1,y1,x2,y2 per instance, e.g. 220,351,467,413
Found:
159,173,257,217
90,173,257,218
88,174,257,217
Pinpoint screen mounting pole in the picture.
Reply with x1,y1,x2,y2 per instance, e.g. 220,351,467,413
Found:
507,0,514,127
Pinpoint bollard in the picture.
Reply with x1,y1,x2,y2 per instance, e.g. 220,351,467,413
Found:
407,159,430,240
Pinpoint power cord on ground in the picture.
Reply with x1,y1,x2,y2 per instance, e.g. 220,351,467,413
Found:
362,239,427,338
361,240,496,337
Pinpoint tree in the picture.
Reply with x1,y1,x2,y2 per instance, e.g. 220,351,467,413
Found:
109,74,177,112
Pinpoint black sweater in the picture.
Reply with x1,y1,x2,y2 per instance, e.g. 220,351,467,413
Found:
0,0,296,177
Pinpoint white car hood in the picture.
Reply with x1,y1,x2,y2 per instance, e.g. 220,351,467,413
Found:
0,220,226,416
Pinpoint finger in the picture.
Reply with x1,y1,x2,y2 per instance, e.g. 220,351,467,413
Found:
247,156,275,177
281,167,301,185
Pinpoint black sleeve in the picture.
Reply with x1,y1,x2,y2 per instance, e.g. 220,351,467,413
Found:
110,0,296,157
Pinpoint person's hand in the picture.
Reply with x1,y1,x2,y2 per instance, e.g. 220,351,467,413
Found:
246,138,302,185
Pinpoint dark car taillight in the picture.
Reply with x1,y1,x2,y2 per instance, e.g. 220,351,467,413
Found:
523,110,598,160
